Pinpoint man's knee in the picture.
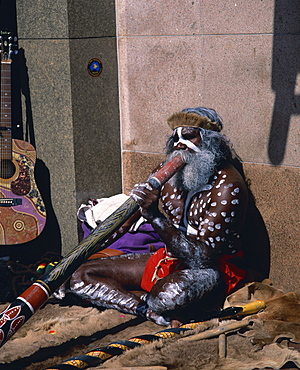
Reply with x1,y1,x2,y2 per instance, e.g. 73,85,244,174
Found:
70,258,107,284
69,267,86,292
147,268,220,313
69,262,97,291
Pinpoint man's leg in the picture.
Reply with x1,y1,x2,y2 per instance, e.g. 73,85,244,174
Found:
68,253,170,325
146,268,221,323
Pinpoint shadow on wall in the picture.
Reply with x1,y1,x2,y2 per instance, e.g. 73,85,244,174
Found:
269,0,300,165
0,0,62,264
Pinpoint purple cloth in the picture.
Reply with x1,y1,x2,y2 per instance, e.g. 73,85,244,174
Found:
82,222,165,254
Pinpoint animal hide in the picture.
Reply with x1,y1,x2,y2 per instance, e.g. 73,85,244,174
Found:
0,281,299,370
0,302,143,367
224,281,300,346
98,335,300,370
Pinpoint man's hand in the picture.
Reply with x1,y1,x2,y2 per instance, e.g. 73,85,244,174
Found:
130,182,161,220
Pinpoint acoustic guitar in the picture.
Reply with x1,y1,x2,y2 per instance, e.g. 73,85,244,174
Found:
0,32,46,245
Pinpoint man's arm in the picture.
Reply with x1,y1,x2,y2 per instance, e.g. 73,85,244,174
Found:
130,182,212,268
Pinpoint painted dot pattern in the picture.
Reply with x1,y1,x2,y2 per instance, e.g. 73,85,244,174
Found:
161,168,245,255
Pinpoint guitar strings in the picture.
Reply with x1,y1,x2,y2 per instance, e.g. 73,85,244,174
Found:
1,47,13,193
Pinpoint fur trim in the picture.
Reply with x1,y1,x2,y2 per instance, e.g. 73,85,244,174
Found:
167,112,222,132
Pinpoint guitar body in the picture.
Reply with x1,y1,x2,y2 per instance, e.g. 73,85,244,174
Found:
0,139,46,245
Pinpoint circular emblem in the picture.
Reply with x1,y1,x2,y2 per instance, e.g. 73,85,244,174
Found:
87,58,103,77
13,220,25,232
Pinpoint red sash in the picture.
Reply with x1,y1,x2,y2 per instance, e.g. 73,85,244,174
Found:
141,248,246,296
141,248,183,292
217,251,246,295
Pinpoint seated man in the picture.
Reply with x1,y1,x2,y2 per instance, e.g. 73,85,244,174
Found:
57,107,270,327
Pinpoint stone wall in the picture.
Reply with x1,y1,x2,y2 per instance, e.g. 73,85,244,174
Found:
1,1,298,292
116,0,300,293
13,0,121,258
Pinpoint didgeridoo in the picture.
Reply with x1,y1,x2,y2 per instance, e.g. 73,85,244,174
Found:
0,155,185,348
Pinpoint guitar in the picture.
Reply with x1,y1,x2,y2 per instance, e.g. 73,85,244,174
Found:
0,31,46,245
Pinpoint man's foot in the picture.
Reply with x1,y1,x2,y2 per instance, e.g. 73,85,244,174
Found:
171,319,183,328
146,309,171,326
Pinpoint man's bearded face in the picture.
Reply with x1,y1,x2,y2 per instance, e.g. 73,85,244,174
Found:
167,127,218,192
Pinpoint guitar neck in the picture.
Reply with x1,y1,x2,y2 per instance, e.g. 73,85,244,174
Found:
0,58,12,160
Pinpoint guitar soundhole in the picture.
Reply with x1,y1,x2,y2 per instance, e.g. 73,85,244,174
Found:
0,159,16,179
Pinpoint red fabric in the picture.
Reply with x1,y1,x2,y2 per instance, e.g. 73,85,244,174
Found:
217,251,246,295
141,248,183,292
141,248,246,296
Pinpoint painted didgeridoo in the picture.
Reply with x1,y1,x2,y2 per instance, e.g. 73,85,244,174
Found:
0,155,185,348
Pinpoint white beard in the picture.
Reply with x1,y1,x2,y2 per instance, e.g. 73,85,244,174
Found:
167,148,217,192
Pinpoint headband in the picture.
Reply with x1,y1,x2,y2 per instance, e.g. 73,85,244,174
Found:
167,112,222,132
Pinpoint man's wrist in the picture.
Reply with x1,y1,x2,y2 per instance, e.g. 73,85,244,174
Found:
151,213,169,230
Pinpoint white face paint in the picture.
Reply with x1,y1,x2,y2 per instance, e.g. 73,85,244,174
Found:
173,127,201,153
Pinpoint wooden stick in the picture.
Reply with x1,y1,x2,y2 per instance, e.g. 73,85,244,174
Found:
0,155,185,348
179,319,251,342
218,333,226,358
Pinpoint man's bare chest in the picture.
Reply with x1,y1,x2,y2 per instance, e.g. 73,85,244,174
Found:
161,184,211,227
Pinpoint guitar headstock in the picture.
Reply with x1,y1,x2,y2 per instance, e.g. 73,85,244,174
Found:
0,31,18,62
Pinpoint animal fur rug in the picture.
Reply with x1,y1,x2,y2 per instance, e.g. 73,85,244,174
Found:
0,281,299,370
